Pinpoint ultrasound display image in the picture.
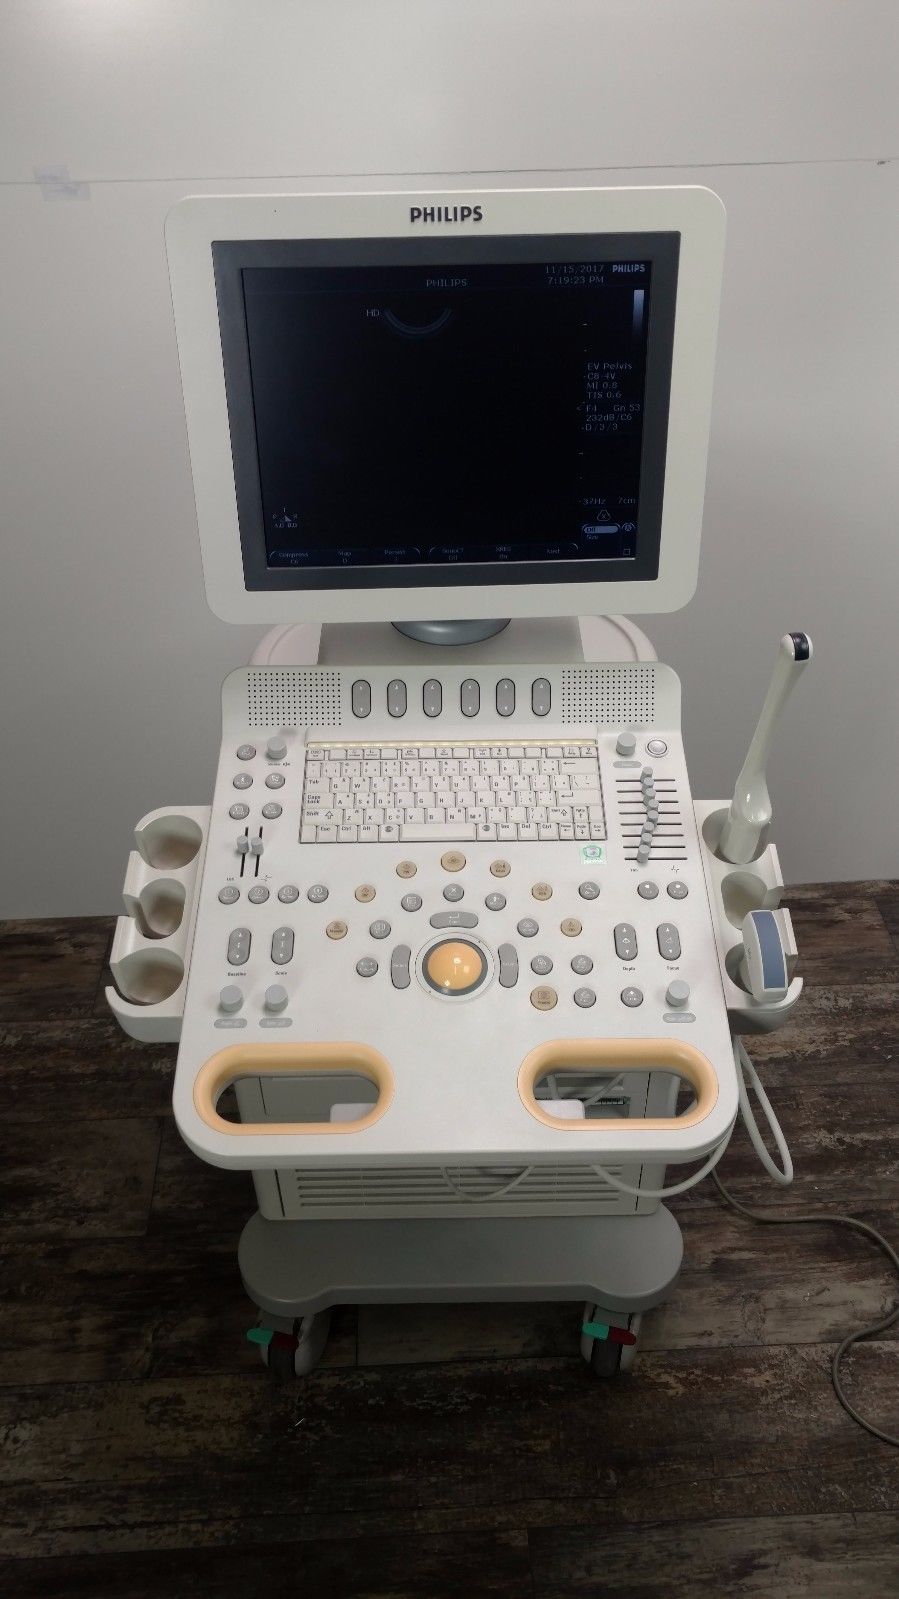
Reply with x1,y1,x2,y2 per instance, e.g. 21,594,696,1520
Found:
240,258,654,571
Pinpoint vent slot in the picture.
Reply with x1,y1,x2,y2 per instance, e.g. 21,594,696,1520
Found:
246,670,342,728
561,666,656,726
279,1163,641,1216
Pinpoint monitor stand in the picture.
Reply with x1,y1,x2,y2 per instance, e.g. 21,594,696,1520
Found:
249,615,656,669
392,618,510,646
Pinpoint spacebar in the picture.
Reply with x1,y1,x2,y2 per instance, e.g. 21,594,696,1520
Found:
399,823,477,841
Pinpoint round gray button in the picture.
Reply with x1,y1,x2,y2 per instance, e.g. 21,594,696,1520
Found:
530,954,553,976
307,884,329,904
229,802,250,820
401,893,423,912
443,883,464,902
265,772,285,790
571,954,593,976
667,881,689,899
237,744,256,760
485,892,506,911
574,987,596,1008
247,885,270,904
278,884,299,903
621,986,644,1008
232,773,253,790
637,881,659,899
218,886,240,905
219,984,243,1013
517,917,539,937
369,919,391,939
261,802,282,820
647,739,668,756
264,983,288,1013
356,957,378,977
578,881,600,900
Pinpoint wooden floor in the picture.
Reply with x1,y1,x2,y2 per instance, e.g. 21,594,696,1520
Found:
1,880,897,1597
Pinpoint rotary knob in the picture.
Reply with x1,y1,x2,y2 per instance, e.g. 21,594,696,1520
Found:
218,984,243,1013
665,980,691,1009
264,983,289,1013
616,731,637,756
267,736,287,760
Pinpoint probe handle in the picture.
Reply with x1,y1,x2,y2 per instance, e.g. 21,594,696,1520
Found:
718,632,812,865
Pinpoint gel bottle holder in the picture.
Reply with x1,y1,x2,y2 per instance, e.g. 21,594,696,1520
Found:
106,806,209,1042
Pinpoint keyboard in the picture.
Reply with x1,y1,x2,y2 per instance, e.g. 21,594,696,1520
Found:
300,741,607,844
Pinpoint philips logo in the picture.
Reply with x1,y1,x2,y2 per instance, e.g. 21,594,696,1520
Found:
409,204,484,225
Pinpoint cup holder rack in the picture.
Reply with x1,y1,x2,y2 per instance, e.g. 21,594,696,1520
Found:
694,800,801,1034
105,806,210,1042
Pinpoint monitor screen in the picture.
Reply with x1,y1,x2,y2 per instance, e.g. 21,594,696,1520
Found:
213,233,679,592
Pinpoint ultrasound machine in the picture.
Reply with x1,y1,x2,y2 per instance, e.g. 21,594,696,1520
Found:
107,185,810,1379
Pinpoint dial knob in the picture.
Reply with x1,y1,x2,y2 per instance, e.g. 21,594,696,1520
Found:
219,984,243,1013
616,731,637,756
666,980,691,1009
264,983,288,1013
267,736,287,760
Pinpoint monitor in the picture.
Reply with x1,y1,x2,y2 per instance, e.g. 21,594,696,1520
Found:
166,186,724,626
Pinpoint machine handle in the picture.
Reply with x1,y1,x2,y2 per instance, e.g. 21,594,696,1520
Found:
518,1036,719,1130
192,1041,394,1136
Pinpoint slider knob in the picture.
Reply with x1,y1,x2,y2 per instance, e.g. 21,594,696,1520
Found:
665,980,691,1009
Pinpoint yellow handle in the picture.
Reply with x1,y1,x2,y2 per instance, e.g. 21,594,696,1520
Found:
193,1041,394,1136
518,1037,718,1130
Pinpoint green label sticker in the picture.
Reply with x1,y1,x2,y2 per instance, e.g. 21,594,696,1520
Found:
579,844,605,865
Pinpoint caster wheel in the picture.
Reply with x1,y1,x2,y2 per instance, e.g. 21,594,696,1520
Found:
590,1336,623,1378
582,1306,642,1379
255,1310,333,1380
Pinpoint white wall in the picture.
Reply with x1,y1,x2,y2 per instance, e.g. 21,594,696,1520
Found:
1,1,897,917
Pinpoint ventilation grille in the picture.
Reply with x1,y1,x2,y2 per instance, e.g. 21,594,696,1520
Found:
246,670,342,728
616,774,687,861
280,1163,639,1216
561,666,656,726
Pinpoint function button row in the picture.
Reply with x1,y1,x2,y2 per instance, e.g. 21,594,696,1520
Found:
348,679,552,719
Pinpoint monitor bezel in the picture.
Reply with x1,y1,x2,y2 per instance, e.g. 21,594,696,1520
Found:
166,187,725,623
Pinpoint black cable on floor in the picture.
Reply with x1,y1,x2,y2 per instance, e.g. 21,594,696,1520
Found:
712,1170,899,1447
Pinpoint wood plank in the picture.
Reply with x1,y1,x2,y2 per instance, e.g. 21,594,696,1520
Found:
529,1512,899,1598
874,886,899,958
147,1117,256,1239
0,1529,530,1599
0,917,114,1020
0,1019,176,1122
0,1117,160,1241
1,1347,896,1558
358,1202,898,1365
0,1235,357,1386
783,884,898,987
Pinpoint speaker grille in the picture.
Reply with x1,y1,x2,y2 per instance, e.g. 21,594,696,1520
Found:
561,666,656,725
246,670,342,728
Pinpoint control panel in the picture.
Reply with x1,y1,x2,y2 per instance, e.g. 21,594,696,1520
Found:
172,664,739,1171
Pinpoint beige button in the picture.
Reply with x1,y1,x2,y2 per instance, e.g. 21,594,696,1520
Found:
326,920,348,940
490,859,511,878
531,882,553,901
441,850,467,873
396,860,417,879
561,917,582,937
530,985,558,1011
354,884,376,903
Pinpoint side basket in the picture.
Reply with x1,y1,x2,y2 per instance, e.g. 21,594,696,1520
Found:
105,806,210,1042
695,799,802,1034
